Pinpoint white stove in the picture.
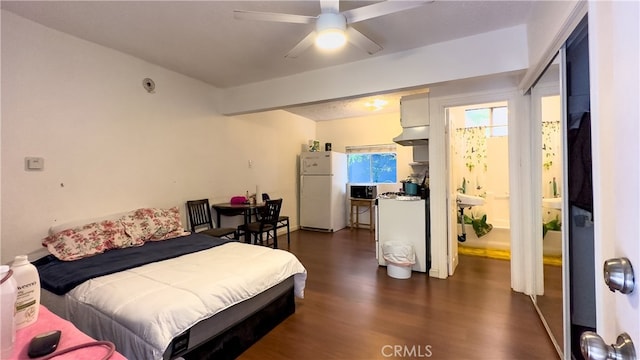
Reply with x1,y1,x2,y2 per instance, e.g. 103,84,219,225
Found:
378,192,421,201
395,195,422,201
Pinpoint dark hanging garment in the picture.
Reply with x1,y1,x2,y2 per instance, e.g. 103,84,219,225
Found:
567,112,593,212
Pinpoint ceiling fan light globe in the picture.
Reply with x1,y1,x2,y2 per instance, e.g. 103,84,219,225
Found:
315,12,347,50
316,29,347,50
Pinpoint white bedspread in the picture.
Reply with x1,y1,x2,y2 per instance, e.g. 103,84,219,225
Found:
62,242,307,359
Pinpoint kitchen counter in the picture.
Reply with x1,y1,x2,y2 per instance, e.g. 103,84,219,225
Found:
376,197,430,272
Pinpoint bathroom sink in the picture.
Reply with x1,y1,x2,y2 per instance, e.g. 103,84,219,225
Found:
542,197,562,209
456,193,485,208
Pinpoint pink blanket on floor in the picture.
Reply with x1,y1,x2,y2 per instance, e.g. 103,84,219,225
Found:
9,305,126,360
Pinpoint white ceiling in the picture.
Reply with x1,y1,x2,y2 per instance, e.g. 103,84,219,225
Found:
1,0,535,120
283,88,428,121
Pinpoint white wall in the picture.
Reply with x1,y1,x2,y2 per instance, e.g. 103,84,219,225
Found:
0,11,315,263
526,1,581,68
520,1,585,92
221,25,529,115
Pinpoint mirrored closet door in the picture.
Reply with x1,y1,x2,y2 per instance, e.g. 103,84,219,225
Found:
531,54,564,357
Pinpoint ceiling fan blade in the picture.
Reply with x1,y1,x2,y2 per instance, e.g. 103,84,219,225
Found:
342,0,433,24
320,0,340,13
285,31,317,58
346,27,382,55
234,10,316,24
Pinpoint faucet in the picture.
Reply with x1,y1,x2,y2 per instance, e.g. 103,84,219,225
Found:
456,177,467,194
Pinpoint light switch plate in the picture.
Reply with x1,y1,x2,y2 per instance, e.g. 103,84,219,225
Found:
25,157,44,170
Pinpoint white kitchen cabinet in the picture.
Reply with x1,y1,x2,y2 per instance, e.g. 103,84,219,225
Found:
400,93,430,128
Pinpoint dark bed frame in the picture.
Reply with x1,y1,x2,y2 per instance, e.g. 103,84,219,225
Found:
165,276,296,360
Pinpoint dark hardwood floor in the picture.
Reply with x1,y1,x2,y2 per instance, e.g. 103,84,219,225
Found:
239,229,558,360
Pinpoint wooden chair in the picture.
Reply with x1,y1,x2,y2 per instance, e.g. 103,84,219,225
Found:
262,193,291,248
239,198,282,248
186,199,237,239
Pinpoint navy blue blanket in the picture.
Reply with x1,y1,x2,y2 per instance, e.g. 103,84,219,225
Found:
35,233,235,295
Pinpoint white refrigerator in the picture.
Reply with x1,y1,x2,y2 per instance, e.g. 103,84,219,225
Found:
300,151,347,232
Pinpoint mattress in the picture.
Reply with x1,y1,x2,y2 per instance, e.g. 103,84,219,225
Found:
40,241,307,359
43,276,295,359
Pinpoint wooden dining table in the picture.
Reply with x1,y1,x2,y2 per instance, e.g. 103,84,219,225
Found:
211,202,266,243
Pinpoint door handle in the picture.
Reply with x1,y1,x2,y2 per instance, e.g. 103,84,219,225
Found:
603,257,635,294
580,332,636,360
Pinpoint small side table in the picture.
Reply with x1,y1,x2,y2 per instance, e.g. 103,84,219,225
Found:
350,198,375,232
8,305,127,359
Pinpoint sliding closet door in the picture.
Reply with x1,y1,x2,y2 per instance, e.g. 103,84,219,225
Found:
563,17,595,360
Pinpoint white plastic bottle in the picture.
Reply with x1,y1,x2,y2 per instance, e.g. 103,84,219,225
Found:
10,255,40,329
1,265,18,359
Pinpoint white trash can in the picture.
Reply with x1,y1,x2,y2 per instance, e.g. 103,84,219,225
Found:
382,242,415,279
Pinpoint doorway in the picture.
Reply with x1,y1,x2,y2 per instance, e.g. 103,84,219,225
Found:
446,100,511,277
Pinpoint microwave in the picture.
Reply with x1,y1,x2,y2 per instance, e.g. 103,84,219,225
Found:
350,185,377,199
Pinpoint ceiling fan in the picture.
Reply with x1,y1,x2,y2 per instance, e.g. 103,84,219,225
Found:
234,0,433,58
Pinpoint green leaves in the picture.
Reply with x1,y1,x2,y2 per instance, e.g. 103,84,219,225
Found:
543,215,562,237
458,213,493,238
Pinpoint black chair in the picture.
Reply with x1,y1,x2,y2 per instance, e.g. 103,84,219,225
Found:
186,199,237,239
239,198,282,248
262,193,291,248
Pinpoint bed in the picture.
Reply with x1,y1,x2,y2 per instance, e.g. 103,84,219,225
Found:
34,208,307,360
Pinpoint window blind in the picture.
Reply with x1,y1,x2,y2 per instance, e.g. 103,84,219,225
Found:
345,144,396,154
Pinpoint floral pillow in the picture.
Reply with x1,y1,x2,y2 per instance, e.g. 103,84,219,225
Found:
42,219,136,261
121,207,185,242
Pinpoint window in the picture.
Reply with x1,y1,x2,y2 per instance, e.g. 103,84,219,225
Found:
465,106,508,137
346,145,397,183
